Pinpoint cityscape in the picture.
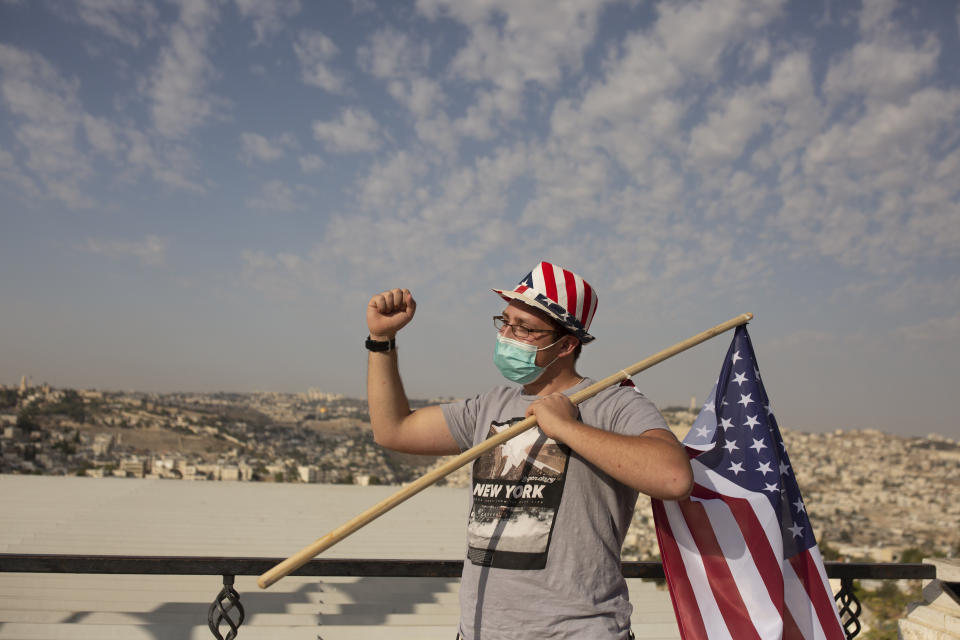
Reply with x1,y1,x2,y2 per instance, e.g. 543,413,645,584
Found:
2,377,958,566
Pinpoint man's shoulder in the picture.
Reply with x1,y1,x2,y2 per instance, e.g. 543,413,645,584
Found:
587,378,658,405
582,380,667,432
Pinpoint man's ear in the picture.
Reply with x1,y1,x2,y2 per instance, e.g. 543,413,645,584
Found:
560,336,580,357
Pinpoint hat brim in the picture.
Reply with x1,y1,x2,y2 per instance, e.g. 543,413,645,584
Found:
492,288,595,344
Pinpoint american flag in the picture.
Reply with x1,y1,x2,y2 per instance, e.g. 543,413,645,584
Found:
652,326,846,639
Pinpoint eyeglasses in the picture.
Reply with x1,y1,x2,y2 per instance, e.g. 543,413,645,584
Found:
493,316,559,340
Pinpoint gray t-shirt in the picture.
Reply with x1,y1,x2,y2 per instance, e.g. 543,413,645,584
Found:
441,378,669,640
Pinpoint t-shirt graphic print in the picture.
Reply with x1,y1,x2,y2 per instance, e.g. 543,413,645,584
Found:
466,417,570,570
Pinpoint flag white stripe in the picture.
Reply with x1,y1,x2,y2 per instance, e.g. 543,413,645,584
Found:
699,464,784,554
550,263,566,307
531,267,546,298
783,559,825,640
701,497,783,636
663,500,735,639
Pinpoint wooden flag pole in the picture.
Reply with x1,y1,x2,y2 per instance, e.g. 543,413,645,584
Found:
258,312,753,589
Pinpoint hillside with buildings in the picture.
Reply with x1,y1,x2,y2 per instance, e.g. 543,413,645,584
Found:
2,380,957,566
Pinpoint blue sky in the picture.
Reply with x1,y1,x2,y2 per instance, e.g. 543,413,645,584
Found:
1,0,958,438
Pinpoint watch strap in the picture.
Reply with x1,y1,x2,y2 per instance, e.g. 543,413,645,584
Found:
365,335,396,352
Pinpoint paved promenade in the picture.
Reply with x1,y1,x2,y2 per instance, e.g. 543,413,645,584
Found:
0,475,680,639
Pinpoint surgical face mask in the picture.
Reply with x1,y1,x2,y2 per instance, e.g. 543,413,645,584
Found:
493,333,562,384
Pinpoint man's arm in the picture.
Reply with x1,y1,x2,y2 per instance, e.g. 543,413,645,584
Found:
366,288,460,456
526,393,693,500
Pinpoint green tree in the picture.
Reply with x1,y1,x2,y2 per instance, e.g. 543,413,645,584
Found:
16,409,39,432
899,547,927,563
819,541,841,561
0,388,17,408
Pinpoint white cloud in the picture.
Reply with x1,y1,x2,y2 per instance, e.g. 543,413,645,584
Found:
771,85,960,273
804,88,960,171
0,44,96,208
857,0,897,36
824,37,940,102
357,151,428,211
0,144,41,199
413,111,457,155
298,154,325,173
543,0,787,191
234,0,301,44
239,132,294,164
420,0,606,85
417,0,611,135
653,0,785,74
82,115,122,159
357,28,429,79
145,0,224,138
245,179,304,212
123,129,205,193
741,37,771,72
84,234,167,266
688,87,769,164
419,143,528,229
397,76,445,119
824,0,940,102
74,0,159,48
519,142,612,232
0,41,205,198
239,146,538,300
763,51,824,160
358,28,444,123
312,107,382,153
521,0,957,290
294,30,345,93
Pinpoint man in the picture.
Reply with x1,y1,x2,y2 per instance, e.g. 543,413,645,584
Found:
366,261,693,640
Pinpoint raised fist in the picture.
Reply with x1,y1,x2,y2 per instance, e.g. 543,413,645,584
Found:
367,288,417,340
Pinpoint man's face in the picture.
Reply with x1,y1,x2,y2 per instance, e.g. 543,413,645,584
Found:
499,301,566,366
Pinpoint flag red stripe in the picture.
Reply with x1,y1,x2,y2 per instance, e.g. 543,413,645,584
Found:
581,283,593,327
562,268,578,319
679,498,763,640
652,499,710,640
541,265,558,302
790,552,846,640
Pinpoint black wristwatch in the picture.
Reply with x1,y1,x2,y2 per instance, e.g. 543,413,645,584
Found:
365,335,396,352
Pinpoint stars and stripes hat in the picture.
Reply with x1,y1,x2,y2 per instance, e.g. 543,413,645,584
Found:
493,261,598,344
